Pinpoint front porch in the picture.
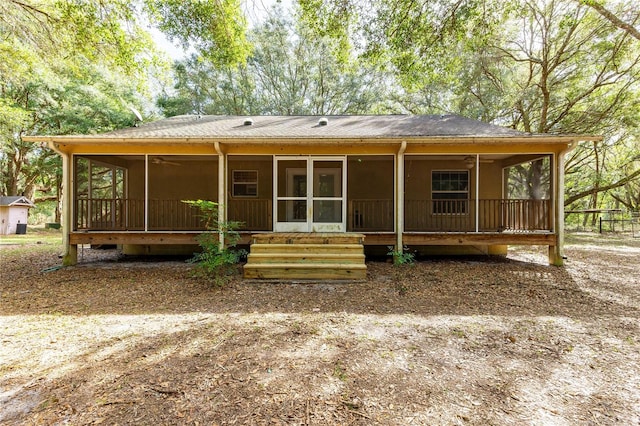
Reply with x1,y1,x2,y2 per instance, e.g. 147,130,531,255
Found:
63,151,563,266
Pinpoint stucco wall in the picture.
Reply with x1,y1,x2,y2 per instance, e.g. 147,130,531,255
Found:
148,156,218,201
347,156,394,200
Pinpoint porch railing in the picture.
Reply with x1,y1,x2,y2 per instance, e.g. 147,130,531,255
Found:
75,198,205,231
349,199,394,231
404,199,551,232
75,197,551,233
228,199,272,231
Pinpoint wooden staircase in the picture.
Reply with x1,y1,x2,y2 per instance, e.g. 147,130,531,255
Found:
243,233,366,280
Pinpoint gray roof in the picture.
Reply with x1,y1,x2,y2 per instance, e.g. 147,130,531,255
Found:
0,196,35,207
91,114,527,139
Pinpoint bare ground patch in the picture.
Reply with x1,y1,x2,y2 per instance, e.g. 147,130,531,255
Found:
1,234,639,425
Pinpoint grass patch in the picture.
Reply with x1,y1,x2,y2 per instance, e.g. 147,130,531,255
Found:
0,228,62,245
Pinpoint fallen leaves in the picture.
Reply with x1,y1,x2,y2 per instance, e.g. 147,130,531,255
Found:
1,234,639,424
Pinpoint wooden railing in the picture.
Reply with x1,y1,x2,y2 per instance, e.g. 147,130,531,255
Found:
498,199,551,231
349,199,394,231
148,200,205,230
405,199,551,232
75,198,551,233
228,199,272,231
405,200,474,232
75,199,205,231
75,198,140,230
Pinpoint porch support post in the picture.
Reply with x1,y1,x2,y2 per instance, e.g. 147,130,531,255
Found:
396,141,407,254
549,144,575,266
475,154,479,232
49,143,77,265
215,142,226,250
144,154,149,232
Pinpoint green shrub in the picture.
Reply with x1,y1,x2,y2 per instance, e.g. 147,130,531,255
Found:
183,200,246,287
387,245,415,265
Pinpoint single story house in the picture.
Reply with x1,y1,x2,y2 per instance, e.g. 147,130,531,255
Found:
0,196,35,235
25,115,599,279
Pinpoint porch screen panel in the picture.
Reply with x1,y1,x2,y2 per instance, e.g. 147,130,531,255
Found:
404,156,475,232
347,156,394,231
503,155,552,231
228,156,273,231
73,155,144,231
147,155,217,231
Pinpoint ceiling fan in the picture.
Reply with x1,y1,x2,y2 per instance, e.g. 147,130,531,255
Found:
464,156,494,168
151,156,181,166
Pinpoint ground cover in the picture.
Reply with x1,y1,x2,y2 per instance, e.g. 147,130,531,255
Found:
1,232,639,425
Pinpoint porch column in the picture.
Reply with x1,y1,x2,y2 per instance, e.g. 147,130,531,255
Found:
51,144,77,265
549,149,566,266
215,142,226,249
475,154,480,232
396,141,407,253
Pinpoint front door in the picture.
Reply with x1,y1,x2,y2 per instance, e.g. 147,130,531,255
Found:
274,156,346,232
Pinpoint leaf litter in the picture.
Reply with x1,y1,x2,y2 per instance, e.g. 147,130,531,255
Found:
0,233,639,425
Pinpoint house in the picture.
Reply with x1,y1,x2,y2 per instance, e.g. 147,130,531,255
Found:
24,115,600,278
0,196,35,235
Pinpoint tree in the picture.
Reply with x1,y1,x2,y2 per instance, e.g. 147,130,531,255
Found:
158,6,400,116
1,0,254,203
0,0,159,207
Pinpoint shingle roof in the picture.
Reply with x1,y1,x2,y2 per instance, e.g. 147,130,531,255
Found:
89,114,527,139
0,196,35,207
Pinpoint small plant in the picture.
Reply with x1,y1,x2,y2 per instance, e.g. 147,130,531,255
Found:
183,200,246,287
333,361,348,382
387,245,415,266
387,245,416,295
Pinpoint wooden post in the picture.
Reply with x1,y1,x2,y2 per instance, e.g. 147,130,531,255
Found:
549,147,572,266
395,141,407,255
215,142,226,249
52,146,77,265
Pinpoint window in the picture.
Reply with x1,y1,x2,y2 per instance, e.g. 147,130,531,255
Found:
432,170,469,214
232,170,258,197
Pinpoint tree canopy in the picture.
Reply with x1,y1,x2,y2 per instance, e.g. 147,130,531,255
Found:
2,0,639,221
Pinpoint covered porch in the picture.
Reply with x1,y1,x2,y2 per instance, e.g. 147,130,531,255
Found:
72,153,555,233
69,151,559,263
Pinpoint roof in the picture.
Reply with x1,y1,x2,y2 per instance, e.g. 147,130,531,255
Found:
0,196,35,207
23,114,601,145
92,114,527,139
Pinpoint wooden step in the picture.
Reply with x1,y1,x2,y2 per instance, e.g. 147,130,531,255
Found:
243,263,367,280
248,243,363,254
247,253,365,264
245,233,367,280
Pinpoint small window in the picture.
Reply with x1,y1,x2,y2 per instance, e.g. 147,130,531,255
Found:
232,170,258,197
432,170,469,214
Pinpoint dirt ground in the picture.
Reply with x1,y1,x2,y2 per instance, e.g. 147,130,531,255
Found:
1,233,639,425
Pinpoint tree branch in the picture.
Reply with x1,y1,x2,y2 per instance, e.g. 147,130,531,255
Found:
579,0,640,41
565,167,640,206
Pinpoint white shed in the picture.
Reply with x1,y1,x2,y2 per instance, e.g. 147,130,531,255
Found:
0,196,36,235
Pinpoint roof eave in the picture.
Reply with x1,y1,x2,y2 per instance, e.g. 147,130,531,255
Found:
23,134,602,145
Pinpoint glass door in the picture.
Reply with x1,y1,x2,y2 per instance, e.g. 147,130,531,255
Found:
274,156,345,232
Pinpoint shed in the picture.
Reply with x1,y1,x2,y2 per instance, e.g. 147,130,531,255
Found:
0,196,36,235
